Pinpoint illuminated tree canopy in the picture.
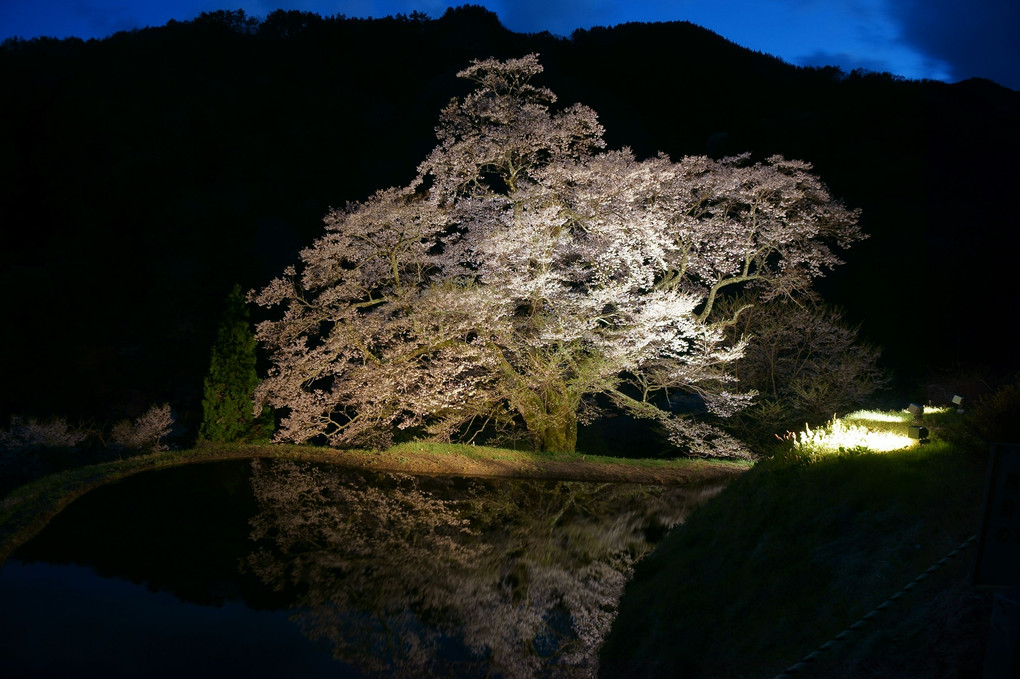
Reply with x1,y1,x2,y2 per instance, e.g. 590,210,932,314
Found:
252,54,863,457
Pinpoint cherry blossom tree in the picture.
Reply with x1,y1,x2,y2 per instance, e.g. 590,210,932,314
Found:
109,403,174,452
251,54,863,457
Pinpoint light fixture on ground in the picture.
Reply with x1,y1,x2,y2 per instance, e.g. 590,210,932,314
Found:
907,403,923,421
908,425,929,442
953,394,964,413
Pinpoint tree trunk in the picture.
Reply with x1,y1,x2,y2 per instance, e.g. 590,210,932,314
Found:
537,410,578,454
532,389,580,454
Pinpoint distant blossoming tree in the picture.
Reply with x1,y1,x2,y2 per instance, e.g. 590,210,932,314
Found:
252,54,863,457
110,403,174,452
0,415,87,452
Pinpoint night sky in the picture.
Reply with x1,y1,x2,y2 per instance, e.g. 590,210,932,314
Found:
2,0,1018,90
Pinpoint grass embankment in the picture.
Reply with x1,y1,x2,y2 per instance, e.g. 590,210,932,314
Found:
0,441,748,566
601,407,992,678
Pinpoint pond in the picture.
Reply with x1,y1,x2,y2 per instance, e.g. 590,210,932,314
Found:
0,459,725,678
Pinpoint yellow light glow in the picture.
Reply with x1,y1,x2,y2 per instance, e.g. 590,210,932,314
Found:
846,410,907,423
796,418,916,454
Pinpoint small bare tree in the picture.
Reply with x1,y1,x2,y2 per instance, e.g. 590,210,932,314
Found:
719,294,889,438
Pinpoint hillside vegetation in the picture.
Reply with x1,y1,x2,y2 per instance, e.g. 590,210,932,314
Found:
602,407,994,677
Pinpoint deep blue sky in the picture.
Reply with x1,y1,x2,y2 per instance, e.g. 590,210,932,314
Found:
2,1,1017,90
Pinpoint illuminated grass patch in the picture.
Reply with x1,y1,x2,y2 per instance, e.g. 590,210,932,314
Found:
795,415,915,454
793,406,957,455
843,409,909,424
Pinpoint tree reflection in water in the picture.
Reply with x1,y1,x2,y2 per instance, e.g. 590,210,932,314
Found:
245,460,724,678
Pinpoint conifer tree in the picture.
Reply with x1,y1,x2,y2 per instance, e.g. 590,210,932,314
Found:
200,284,273,442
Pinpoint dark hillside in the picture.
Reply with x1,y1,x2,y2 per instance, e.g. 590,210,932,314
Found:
1,6,1016,432
600,439,989,677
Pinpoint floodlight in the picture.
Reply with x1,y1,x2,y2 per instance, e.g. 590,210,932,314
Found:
908,426,929,441
952,395,964,405
907,403,923,419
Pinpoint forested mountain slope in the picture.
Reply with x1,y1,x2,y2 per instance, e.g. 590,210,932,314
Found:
2,6,1016,430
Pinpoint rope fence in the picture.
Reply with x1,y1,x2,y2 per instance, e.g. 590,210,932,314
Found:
773,534,978,678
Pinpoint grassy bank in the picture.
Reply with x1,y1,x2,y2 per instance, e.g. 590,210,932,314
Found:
601,408,992,678
0,441,748,566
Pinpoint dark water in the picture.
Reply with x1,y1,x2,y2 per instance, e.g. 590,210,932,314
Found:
0,459,724,678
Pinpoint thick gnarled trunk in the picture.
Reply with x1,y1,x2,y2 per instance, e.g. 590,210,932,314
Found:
536,407,578,454
516,384,580,454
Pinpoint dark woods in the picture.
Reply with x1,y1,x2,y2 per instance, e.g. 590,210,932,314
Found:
1,5,1017,433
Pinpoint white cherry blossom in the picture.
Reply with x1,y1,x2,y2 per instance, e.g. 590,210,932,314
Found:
252,55,863,458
